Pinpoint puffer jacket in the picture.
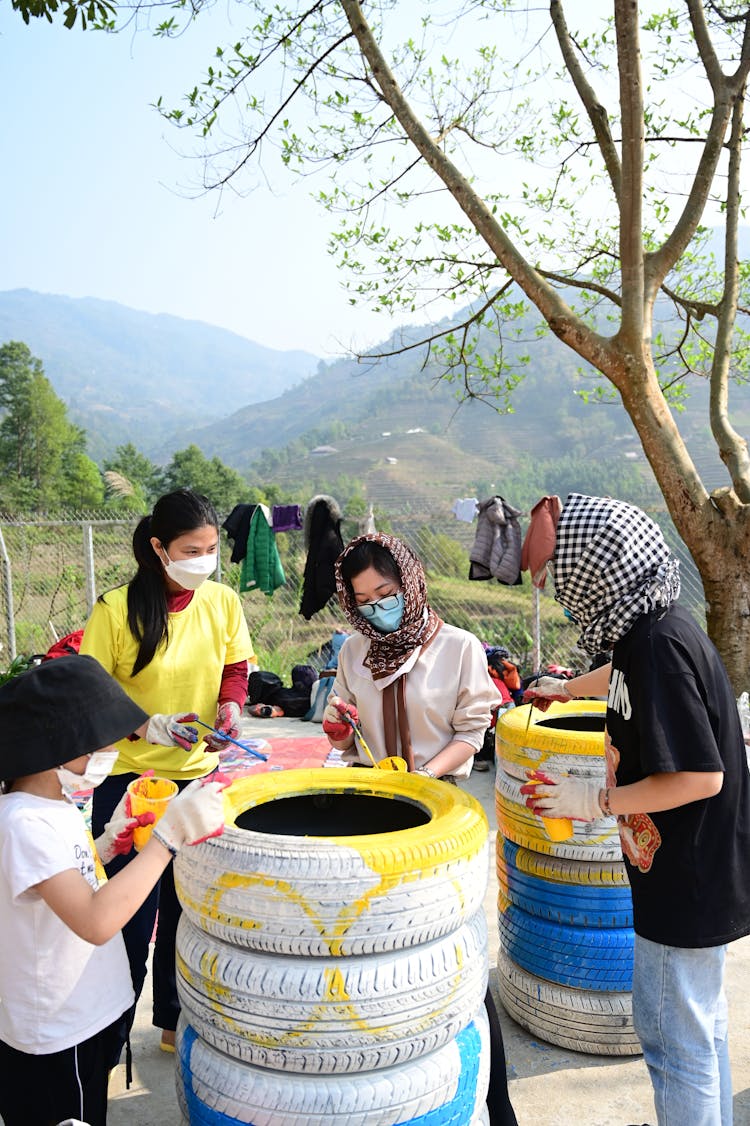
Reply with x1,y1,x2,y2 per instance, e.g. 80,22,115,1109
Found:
469,496,523,585
299,494,344,619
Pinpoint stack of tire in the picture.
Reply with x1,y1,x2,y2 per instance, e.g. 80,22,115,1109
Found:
494,700,641,1056
173,768,493,1124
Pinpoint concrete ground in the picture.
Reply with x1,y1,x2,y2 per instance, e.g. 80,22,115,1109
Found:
107,716,750,1126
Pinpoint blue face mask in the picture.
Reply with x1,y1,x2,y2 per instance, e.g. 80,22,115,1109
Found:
359,592,405,633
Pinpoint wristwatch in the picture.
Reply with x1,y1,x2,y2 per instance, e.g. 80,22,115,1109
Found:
414,766,437,778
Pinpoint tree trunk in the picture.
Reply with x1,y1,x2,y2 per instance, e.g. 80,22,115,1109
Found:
703,565,750,694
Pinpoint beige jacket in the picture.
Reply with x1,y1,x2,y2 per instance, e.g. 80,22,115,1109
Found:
332,623,496,779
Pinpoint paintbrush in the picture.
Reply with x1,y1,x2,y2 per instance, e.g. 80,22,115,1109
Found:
194,718,268,761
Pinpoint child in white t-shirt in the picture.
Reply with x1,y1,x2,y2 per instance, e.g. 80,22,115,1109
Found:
0,655,226,1126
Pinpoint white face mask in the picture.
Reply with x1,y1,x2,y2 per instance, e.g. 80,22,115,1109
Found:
162,550,217,591
56,750,118,793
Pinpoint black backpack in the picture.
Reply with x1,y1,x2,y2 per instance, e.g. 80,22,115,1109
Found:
247,670,284,706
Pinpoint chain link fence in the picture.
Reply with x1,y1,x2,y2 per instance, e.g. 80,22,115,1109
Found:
0,504,706,683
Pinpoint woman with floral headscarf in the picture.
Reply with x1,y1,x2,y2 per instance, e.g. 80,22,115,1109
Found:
323,532,518,1125
323,533,497,781
523,493,750,1126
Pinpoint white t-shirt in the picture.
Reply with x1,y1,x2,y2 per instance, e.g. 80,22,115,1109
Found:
0,791,134,1054
333,623,496,779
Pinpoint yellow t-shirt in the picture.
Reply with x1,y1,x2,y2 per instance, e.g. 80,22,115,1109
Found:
80,581,253,778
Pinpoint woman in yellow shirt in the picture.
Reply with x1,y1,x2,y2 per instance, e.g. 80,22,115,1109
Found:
80,488,254,1058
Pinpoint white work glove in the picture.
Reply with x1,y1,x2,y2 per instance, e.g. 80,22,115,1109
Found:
203,701,242,752
520,769,603,822
94,783,156,864
522,676,573,712
322,695,359,742
145,712,200,751
152,777,227,854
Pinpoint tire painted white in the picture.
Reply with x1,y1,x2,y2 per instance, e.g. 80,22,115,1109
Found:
176,909,489,1074
176,1005,491,1125
495,769,622,862
175,768,489,956
496,949,641,1056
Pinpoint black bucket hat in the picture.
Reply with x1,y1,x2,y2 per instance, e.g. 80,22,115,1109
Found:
0,655,148,780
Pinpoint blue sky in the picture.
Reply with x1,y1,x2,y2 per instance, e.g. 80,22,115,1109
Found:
0,6,414,357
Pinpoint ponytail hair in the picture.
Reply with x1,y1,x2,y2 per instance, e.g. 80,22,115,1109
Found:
124,489,219,675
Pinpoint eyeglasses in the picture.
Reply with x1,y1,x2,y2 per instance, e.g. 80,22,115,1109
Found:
358,594,402,619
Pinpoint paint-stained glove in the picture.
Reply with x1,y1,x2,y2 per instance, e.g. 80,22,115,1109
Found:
520,769,603,821
203,702,242,751
95,785,156,864
522,676,573,711
145,712,200,751
152,777,228,854
323,695,359,742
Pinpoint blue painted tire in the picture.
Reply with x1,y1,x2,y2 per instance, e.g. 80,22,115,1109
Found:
176,1007,490,1125
497,839,633,928
498,898,634,991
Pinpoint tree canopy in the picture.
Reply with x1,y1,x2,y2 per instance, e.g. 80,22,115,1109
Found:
11,0,115,29
0,342,104,511
158,0,750,687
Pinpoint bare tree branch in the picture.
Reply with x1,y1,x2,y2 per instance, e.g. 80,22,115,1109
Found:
646,1,750,294
550,0,622,202
709,87,750,499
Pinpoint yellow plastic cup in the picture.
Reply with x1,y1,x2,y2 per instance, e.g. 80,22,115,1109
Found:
127,776,179,850
378,756,408,771
541,815,574,842
523,780,573,842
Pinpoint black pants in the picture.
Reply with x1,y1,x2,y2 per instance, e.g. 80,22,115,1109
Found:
0,1018,121,1126
92,772,186,1065
485,986,519,1125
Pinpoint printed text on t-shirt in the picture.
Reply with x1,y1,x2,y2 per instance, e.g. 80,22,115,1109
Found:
607,668,632,720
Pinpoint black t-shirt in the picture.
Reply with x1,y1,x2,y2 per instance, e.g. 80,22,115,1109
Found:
607,604,750,947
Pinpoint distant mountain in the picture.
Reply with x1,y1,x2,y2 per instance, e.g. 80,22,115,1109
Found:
0,290,319,461
182,311,750,500
1,287,747,505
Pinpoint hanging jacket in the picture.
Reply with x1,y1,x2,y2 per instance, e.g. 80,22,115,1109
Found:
272,504,303,533
469,496,523,585
222,503,258,564
239,505,286,596
299,495,344,620
521,495,562,589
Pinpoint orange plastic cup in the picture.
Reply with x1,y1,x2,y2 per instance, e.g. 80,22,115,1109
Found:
127,776,178,850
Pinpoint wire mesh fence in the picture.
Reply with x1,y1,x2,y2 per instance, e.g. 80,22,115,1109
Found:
0,503,706,683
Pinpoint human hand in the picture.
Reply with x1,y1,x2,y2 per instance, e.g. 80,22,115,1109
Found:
520,769,603,821
322,695,359,741
152,777,228,854
203,702,242,751
145,713,200,751
522,676,573,711
95,781,156,864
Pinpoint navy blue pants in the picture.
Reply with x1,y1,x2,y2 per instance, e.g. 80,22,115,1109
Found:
92,772,186,1065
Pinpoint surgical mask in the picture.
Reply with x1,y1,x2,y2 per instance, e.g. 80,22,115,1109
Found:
162,550,217,591
56,750,118,793
359,592,405,633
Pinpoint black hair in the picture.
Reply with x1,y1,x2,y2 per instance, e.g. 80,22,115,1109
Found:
339,541,401,592
118,489,218,676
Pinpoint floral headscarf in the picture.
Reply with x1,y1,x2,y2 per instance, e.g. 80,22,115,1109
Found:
335,533,443,680
552,493,681,656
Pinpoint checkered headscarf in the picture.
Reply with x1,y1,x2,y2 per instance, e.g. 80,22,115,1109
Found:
335,533,442,680
552,494,681,655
